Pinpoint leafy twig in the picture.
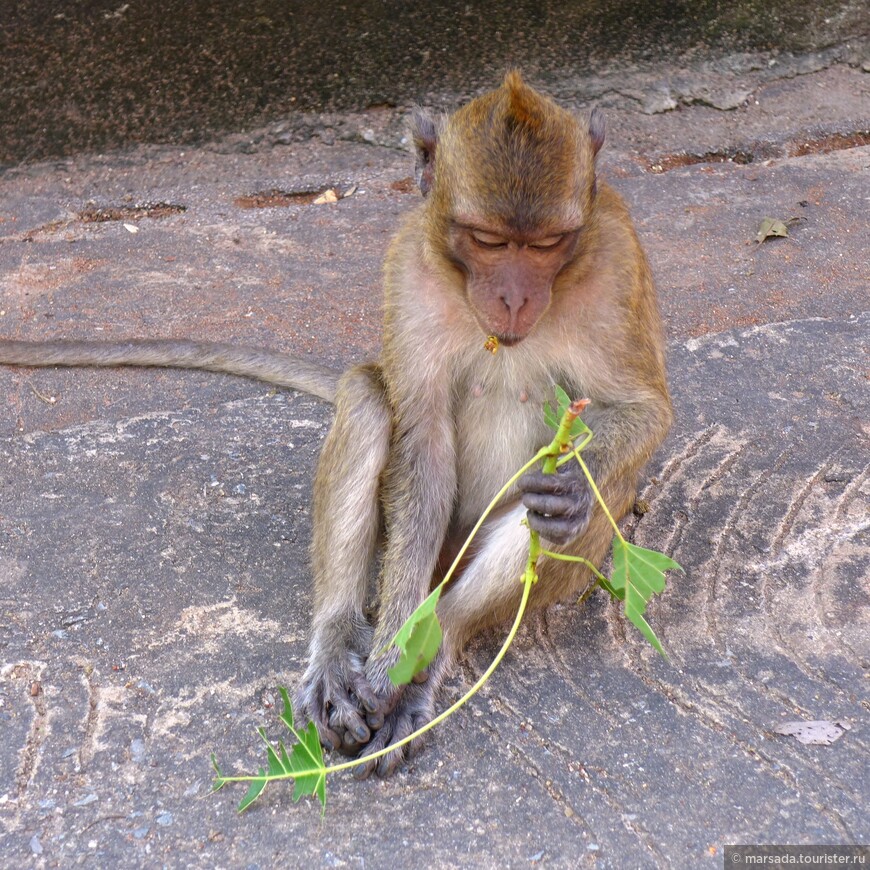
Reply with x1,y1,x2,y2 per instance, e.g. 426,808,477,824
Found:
211,388,681,811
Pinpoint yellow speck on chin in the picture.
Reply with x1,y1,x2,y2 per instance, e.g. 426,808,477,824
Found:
483,335,499,354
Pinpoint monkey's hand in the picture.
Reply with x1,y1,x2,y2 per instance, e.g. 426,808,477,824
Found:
518,461,594,545
294,638,384,756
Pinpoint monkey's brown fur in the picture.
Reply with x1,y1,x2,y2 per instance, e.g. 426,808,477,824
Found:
0,72,672,778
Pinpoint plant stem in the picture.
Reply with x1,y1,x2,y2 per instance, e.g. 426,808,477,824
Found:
216,402,592,789
570,447,625,543
436,447,550,591
539,550,609,584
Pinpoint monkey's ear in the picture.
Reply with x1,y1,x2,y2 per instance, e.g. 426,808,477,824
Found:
411,109,441,196
589,108,605,157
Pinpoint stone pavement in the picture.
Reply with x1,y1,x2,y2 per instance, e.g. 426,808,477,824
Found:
0,14,868,869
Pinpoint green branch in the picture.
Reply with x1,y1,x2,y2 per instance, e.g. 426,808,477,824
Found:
211,387,681,812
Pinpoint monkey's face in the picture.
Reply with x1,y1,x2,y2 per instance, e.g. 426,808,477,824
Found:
415,71,602,345
448,223,581,346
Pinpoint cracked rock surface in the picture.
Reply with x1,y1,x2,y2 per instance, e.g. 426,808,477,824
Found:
0,5,868,868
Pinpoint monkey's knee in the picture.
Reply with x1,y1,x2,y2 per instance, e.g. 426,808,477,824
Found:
312,363,390,550
315,364,391,488
334,363,390,431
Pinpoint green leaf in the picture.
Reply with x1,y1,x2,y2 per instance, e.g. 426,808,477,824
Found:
278,686,295,732
389,587,443,685
238,769,268,812
288,722,327,809
278,687,326,810
543,400,560,430
608,540,682,656
597,575,625,601
388,587,443,685
259,729,285,777
627,609,666,657
545,384,570,431
545,385,591,441
391,586,441,649
231,689,326,813
610,540,681,595
569,416,591,440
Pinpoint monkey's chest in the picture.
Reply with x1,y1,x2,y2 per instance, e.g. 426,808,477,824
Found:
452,374,553,528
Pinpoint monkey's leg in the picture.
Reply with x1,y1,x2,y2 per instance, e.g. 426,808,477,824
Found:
355,501,617,777
295,364,391,752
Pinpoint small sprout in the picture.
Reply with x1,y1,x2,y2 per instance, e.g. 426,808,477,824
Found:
483,335,499,354
212,687,326,813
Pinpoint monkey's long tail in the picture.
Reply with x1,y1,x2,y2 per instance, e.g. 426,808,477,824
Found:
0,338,340,403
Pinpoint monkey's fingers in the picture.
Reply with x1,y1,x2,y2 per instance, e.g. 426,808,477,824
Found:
312,722,343,754
526,512,585,545
349,673,381,715
327,698,372,746
517,466,583,495
294,684,343,752
352,714,423,779
359,680,404,731
522,491,580,518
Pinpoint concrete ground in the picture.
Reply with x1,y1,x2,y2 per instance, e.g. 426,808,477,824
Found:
0,4,868,868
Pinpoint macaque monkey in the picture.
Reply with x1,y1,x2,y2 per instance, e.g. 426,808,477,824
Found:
0,72,672,778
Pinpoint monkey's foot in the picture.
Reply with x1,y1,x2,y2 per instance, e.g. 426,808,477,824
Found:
352,682,436,779
294,653,383,754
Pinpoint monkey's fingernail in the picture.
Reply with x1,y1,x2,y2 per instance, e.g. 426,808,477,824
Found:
367,713,383,729
355,725,370,741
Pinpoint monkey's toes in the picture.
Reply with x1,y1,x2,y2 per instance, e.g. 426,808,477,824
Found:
352,685,434,778
353,712,428,779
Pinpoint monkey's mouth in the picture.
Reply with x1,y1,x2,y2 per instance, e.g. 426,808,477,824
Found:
493,333,524,348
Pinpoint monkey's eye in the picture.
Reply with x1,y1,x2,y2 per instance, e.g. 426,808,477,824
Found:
471,230,509,249
529,235,564,250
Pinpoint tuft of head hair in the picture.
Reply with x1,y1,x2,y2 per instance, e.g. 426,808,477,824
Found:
501,70,547,133
434,72,599,232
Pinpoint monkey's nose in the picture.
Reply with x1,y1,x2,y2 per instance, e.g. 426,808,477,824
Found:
500,291,529,327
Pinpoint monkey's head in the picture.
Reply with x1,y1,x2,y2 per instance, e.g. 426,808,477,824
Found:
413,71,604,347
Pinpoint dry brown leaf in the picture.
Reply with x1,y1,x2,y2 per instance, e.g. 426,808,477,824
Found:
313,189,339,205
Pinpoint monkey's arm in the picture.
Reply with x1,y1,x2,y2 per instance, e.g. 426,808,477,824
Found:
0,338,339,402
370,407,457,670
